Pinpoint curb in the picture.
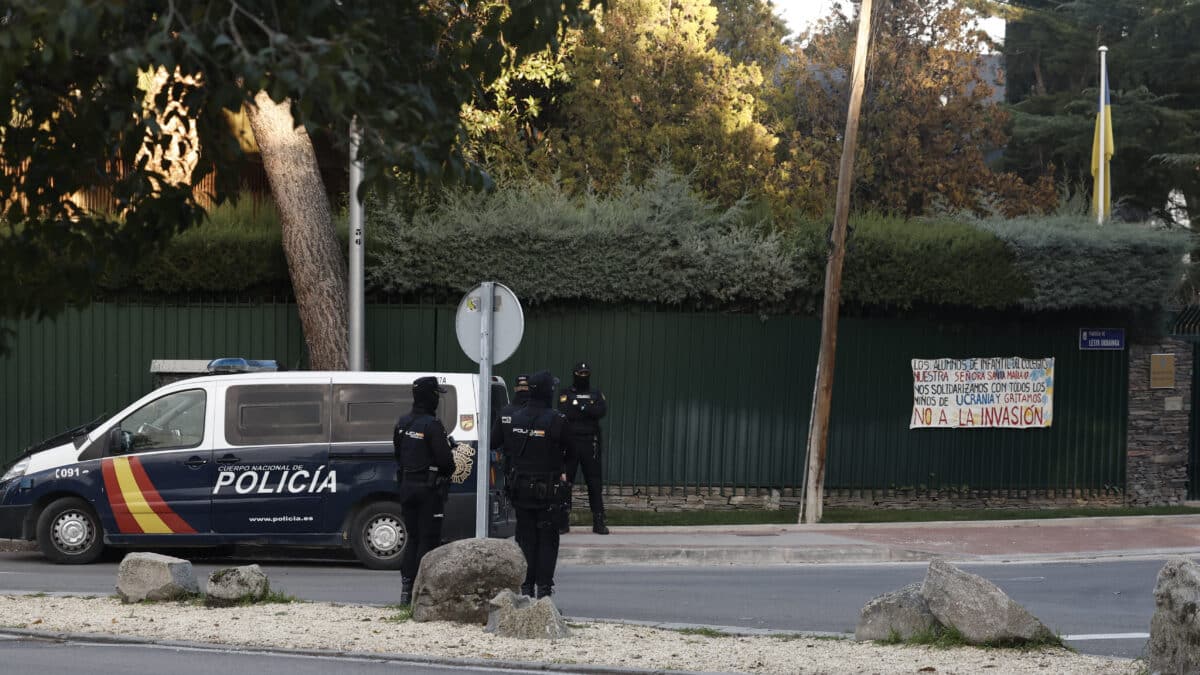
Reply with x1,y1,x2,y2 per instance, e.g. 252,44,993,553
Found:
572,513,1200,535
0,627,727,675
559,545,1200,567
559,544,932,565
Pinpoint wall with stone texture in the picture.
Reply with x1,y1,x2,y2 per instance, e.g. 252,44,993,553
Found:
1126,339,1192,506
570,485,1126,513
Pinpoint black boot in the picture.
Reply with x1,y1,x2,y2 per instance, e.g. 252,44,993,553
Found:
520,582,534,597
399,577,414,606
592,511,610,535
535,584,553,599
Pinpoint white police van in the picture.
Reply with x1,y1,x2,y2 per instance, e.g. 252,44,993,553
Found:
0,359,515,568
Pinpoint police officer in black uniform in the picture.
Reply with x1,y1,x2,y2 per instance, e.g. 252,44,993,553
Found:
502,371,569,598
491,374,530,450
393,376,455,605
559,361,609,534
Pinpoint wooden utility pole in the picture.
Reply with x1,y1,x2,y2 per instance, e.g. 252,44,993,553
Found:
800,0,874,525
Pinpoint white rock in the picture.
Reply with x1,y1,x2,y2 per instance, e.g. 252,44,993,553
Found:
921,558,1053,645
115,552,199,603
485,589,570,640
206,564,270,607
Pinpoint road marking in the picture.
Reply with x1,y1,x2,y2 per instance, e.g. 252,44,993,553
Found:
1003,576,1045,581
1063,633,1149,641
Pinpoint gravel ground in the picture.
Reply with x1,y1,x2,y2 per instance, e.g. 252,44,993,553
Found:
0,595,1138,674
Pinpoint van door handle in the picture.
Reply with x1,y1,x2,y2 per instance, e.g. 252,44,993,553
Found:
184,456,207,469
216,454,241,465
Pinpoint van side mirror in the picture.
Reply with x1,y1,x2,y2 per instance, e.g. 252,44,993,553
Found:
107,427,133,454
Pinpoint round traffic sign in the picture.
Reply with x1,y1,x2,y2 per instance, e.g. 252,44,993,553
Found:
455,282,524,365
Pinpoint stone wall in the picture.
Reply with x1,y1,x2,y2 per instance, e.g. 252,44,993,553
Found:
1126,340,1192,506
571,485,1126,513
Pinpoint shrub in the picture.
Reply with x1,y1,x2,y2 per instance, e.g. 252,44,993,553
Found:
368,168,796,309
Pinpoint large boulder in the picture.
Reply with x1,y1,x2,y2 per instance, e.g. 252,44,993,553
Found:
856,582,940,641
115,552,200,603
205,564,270,607
1147,557,1200,674
921,558,1054,645
412,538,526,624
485,589,571,639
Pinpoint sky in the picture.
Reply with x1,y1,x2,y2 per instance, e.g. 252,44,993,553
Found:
774,0,1006,42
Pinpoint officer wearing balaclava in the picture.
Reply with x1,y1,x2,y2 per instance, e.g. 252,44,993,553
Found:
502,370,569,598
558,361,609,534
393,376,455,605
491,374,530,451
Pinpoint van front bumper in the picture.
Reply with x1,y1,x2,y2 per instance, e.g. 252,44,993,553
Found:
0,504,30,540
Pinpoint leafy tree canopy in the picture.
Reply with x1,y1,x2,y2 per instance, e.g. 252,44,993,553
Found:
768,0,1056,217
0,0,592,325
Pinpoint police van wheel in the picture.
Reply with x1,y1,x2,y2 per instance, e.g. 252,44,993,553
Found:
36,497,104,564
351,501,407,570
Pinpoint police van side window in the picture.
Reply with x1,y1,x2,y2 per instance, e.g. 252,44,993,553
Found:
332,384,458,443
116,389,207,454
225,385,330,446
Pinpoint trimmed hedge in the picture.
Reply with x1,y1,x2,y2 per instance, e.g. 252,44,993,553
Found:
974,217,1189,312
101,199,294,297
99,173,1192,316
368,168,794,309
788,215,1033,313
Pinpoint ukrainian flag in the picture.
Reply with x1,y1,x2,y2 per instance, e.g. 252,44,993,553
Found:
1091,59,1114,220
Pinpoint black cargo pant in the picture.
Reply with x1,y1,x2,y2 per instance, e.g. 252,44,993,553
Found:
565,433,604,514
398,481,445,581
514,506,560,591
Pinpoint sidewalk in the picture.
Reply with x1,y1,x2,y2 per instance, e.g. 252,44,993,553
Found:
558,514,1200,565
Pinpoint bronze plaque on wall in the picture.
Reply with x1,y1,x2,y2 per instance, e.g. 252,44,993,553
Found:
1150,353,1176,389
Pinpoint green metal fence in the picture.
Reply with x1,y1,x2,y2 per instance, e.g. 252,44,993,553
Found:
0,302,1129,492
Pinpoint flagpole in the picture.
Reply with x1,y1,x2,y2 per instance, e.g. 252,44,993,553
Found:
1097,45,1108,225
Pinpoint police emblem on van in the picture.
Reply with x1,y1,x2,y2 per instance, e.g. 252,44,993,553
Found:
451,443,475,484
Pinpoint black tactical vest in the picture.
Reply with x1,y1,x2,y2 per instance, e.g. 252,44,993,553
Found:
394,413,438,472
507,407,559,474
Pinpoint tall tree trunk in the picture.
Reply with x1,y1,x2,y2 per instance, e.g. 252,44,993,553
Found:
245,91,348,370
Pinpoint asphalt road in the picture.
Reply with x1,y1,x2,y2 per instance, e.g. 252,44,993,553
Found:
0,549,1177,660
0,635,553,675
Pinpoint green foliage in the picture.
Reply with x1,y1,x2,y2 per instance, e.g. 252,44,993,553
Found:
881,623,1065,651
103,199,291,296
768,0,1057,218
105,174,1187,316
369,167,793,308
362,172,1185,315
973,216,1190,312
0,0,593,330
469,0,781,205
384,606,413,623
787,215,1033,313
712,0,789,68
1000,0,1200,224
674,626,733,638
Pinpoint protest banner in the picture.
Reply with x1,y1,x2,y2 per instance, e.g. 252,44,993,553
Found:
911,357,1054,429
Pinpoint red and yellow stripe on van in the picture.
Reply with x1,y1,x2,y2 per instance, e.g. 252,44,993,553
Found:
101,456,196,534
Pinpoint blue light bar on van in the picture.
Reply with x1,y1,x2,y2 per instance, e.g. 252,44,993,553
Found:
206,358,279,374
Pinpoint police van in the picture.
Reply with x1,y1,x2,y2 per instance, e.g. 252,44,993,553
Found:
0,360,515,569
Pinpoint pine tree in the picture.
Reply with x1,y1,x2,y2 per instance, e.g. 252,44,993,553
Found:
1001,0,1200,222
